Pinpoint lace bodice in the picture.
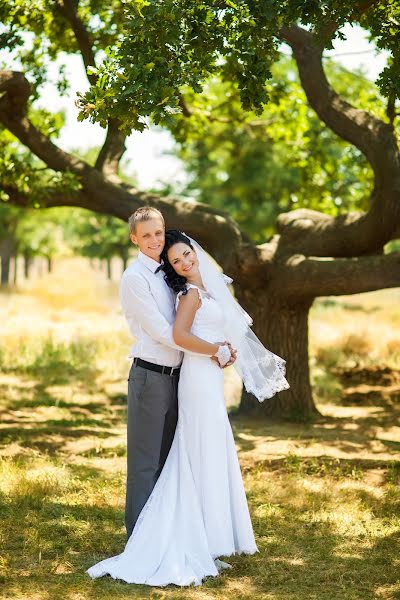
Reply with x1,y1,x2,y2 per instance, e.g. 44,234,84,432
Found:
176,284,226,343
177,284,289,401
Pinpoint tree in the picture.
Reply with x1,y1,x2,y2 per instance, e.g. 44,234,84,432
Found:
0,1,399,419
170,57,376,242
0,205,19,286
64,209,132,277
15,209,67,275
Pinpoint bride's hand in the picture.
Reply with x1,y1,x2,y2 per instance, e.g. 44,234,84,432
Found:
212,343,230,367
212,342,237,368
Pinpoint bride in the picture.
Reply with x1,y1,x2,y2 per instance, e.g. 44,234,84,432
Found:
87,230,289,586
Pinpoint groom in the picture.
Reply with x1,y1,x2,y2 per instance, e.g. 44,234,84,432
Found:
120,206,234,538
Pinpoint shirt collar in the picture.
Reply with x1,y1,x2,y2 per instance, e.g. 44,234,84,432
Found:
138,250,163,274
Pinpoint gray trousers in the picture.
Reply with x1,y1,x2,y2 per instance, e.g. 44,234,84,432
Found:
125,363,179,538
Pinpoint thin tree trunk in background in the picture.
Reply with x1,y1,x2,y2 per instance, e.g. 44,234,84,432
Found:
13,254,17,285
1,254,10,286
106,257,112,280
121,253,128,273
23,252,32,279
0,237,14,287
47,256,52,273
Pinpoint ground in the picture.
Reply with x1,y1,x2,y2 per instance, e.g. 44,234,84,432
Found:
0,258,399,600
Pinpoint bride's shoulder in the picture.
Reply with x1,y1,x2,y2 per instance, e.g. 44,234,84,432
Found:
176,285,202,309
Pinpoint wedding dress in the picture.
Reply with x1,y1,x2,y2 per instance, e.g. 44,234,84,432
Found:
87,284,258,586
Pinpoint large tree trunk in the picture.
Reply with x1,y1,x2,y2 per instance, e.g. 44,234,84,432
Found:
235,288,318,421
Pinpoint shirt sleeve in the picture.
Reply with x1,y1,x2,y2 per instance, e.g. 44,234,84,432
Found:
120,270,182,351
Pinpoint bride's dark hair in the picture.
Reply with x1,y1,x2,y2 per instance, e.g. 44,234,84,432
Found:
161,229,194,295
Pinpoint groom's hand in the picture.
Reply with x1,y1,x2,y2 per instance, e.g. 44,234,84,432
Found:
225,342,237,367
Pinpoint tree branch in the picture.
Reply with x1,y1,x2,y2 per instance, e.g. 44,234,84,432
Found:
277,251,400,298
56,2,127,175
0,71,125,186
386,94,396,127
0,185,90,209
178,95,193,118
2,179,247,271
94,118,127,180
57,0,97,86
276,25,400,257
279,24,395,174
0,71,93,175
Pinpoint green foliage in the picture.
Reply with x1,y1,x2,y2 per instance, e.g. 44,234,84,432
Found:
363,0,400,100
0,204,20,241
386,239,400,253
0,113,81,207
0,0,124,94
63,209,131,262
79,0,280,131
14,209,66,259
0,136,133,263
0,0,398,247
0,204,77,262
77,1,398,133
0,205,131,263
168,57,378,240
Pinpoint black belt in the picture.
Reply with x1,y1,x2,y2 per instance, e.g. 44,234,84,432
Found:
133,357,181,377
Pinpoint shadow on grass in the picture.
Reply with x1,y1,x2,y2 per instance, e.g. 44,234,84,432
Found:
230,398,400,459
108,392,128,406
243,454,400,487
1,477,399,600
5,389,108,414
0,362,99,387
0,424,119,455
0,377,126,455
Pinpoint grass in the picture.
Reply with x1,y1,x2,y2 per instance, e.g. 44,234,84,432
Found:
0,259,399,600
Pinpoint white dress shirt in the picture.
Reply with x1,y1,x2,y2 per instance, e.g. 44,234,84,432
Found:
120,251,183,367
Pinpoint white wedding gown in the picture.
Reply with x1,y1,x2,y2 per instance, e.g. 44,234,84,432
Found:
87,284,257,586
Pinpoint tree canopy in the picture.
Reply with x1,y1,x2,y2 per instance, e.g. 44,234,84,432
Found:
169,57,378,241
77,1,400,133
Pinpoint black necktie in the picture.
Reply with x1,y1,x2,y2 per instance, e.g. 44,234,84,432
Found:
155,264,163,274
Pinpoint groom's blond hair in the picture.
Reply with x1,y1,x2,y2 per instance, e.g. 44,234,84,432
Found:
128,206,165,234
